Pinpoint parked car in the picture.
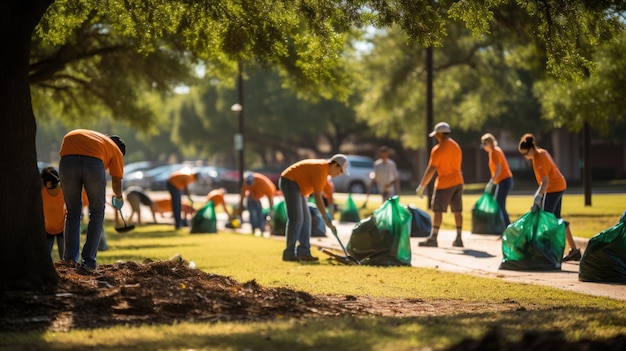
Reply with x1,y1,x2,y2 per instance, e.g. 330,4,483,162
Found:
123,163,187,190
331,155,374,194
188,166,240,195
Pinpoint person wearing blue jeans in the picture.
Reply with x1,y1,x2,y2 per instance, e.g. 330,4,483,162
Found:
481,133,514,227
59,129,126,271
279,154,349,262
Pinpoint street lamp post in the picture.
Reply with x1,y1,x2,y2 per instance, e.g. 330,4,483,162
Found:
231,63,244,190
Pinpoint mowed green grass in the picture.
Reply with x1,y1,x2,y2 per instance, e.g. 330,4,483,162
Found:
2,193,625,350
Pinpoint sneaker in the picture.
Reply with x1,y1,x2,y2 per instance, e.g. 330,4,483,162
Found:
77,263,96,275
418,238,438,247
297,255,319,262
282,256,299,262
452,238,464,247
563,248,581,262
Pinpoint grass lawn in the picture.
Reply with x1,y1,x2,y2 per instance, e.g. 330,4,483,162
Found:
1,194,625,350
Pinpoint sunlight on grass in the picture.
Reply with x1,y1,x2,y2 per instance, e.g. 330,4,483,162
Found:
4,193,625,350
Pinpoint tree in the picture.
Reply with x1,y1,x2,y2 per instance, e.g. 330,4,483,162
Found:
2,0,624,288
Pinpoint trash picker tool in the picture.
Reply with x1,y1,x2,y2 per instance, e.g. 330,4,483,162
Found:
328,225,360,265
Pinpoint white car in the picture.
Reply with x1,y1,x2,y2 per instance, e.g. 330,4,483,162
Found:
331,155,374,194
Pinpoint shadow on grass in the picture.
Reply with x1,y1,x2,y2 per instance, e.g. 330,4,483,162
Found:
10,307,626,351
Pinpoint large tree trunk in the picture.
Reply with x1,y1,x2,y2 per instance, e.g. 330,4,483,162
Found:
0,1,58,288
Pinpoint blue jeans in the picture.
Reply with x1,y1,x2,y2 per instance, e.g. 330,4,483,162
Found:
494,177,513,226
166,181,183,228
59,155,106,268
247,198,264,232
279,177,311,259
47,233,64,259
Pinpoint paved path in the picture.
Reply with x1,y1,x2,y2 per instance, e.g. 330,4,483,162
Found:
310,222,626,301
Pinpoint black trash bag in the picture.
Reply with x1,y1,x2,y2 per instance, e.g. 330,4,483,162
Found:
347,196,412,266
499,208,565,271
340,193,361,222
309,204,327,237
269,201,287,236
405,205,432,237
472,191,505,235
190,201,217,234
579,211,626,284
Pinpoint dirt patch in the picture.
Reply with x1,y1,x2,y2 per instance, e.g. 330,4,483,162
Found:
1,259,526,333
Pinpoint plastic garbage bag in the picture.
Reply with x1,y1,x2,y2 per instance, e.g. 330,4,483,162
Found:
340,193,361,222
190,201,217,234
472,191,505,235
579,211,626,284
347,196,412,266
405,205,432,237
269,201,287,236
499,208,565,271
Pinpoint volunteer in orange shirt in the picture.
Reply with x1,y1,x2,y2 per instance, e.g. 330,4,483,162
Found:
279,154,349,262
41,167,65,259
238,172,276,235
415,122,465,248
518,133,581,262
207,187,232,219
481,133,514,226
166,168,198,229
59,129,126,271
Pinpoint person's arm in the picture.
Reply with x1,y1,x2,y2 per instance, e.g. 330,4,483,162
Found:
418,165,436,188
111,176,123,199
492,163,502,183
312,191,330,220
538,175,549,195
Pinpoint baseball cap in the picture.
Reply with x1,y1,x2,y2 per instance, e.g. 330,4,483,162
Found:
109,135,126,156
429,122,451,137
330,154,350,176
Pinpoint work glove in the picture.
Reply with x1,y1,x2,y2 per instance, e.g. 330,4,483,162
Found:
485,180,494,194
533,193,544,210
415,185,425,198
324,212,333,228
112,196,124,210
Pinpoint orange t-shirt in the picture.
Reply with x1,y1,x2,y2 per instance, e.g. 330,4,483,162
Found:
489,146,513,184
281,159,329,196
41,188,65,235
532,148,566,193
59,129,124,178
429,138,464,189
168,170,196,191
240,173,276,200
206,189,226,206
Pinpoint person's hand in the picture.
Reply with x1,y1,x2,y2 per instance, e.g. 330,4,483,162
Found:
112,196,124,210
324,212,333,228
415,185,425,198
485,180,494,194
533,193,544,209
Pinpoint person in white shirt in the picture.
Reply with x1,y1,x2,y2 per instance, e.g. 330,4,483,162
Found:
369,146,400,202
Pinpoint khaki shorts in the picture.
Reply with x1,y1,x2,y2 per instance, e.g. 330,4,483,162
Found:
432,184,463,212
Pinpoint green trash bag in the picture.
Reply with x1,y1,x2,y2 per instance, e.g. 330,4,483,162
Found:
472,191,505,235
499,208,565,271
269,200,287,236
340,193,361,222
579,211,626,284
190,201,217,234
347,196,412,266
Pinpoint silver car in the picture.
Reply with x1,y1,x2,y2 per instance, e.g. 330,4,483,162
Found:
331,155,374,194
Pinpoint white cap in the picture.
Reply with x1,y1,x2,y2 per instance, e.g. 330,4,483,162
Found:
429,122,451,137
330,154,350,175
